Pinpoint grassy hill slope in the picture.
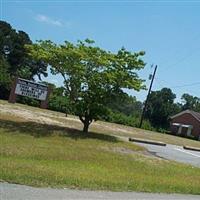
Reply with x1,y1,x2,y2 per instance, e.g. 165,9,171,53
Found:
0,100,200,194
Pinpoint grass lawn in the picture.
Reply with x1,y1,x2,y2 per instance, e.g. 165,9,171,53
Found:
92,121,200,148
0,99,199,148
0,100,200,194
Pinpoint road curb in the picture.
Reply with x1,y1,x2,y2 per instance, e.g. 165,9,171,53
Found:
129,137,166,146
183,146,200,152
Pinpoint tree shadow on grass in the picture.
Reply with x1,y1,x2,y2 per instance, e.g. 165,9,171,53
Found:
0,119,119,143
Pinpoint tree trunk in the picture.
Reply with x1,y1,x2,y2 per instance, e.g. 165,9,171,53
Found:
83,121,90,134
79,115,92,134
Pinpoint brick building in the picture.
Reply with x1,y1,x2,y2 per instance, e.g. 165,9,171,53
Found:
170,110,200,140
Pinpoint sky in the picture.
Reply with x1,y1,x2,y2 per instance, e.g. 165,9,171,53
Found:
1,0,200,102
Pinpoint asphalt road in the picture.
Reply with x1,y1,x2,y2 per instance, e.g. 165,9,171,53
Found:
1,183,200,200
134,142,200,168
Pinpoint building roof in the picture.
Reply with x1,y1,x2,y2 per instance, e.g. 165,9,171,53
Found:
171,110,200,123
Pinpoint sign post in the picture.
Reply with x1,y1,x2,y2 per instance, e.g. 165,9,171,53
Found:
8,77,18,103
8,77,51,109
40,86,52,109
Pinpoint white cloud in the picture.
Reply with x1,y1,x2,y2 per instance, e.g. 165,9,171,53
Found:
35,14,63,27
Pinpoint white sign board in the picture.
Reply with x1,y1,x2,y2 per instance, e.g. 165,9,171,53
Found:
15,78,48,101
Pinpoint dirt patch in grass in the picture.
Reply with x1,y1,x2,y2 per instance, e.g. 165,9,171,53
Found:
1,127,199,194
0,100,200,194
0,100,199,148
100,146,157,159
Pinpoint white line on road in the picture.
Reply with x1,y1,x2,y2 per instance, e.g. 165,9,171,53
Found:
174,148,200,158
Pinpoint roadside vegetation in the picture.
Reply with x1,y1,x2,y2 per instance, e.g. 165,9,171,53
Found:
0,101,200,194
1,21,200,135
1,100,199,148
0,20,200,195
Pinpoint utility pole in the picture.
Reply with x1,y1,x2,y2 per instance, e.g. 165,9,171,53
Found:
139,65,157,128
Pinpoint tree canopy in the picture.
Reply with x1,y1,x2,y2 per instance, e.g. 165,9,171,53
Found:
145,88,177,128
27,39,146,133
107,92,142,117
1,20,199,134
181,93,200,112
0,21,48,99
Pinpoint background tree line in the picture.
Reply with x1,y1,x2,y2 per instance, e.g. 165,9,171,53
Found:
0,21,199,133
0,21,47,99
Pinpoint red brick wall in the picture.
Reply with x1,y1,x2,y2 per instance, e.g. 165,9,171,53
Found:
171,113,200,139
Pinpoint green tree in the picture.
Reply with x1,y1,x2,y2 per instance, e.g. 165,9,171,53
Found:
48,85,71,113
181,93,200,112
0,56,11,99
172,102,182,114
27,39,146,133
0,21,48,99
145,88,176,128
107,93,142,117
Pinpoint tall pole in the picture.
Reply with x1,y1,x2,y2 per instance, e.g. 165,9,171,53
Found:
139,65,157,128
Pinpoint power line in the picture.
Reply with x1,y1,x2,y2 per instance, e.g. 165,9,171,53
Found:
154,78,200,89
154,78,165,88
160,47,200,72
158,32,200,72
158,32,200,68
170,82,200,89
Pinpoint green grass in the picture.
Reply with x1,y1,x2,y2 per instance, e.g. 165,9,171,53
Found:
0,118,200,194
0,100,200,194
91,121,200,148
0,99,199,148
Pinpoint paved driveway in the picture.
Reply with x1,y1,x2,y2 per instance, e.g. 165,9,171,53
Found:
1,183,200,200
116,135,200,167
134,142,200,168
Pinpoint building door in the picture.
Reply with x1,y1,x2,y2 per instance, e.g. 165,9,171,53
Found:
182,127,188,136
